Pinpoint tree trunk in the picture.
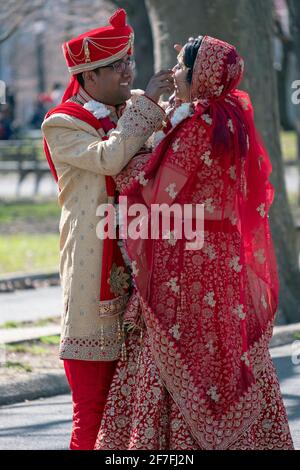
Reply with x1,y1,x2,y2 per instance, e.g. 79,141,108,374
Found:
289,0,300,203
146,0,300,323
110,0,154,89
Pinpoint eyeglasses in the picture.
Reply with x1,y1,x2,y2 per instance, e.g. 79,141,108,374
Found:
104,58,136,74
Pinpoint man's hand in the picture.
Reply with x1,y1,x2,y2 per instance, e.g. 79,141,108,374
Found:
145,70,175,103
174,44,183,53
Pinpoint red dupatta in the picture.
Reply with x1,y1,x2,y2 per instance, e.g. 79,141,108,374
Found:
119,36,279,449
43,101,128,302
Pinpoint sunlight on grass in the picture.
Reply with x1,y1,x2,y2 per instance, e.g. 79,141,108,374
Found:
0,317,60,329
0,234,59,274
281,131,297,162
287,192,299,207
0,201,60,226
5,361,32,372
40,335,60,345
0,321,19,329
6,344,47,355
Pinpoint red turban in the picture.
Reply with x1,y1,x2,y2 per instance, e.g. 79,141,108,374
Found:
61,8,134,102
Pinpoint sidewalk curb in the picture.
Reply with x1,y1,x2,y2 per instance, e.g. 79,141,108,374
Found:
0,325,60,344
0,272,59,292
270,323,300,348
0,371,69,406
0,323,299,407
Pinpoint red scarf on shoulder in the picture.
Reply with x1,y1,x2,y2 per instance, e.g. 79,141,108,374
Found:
43,101,128,302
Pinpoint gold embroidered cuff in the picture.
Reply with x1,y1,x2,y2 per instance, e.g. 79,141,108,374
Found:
59,295,130,361
117,94,166,138
59,312,127,361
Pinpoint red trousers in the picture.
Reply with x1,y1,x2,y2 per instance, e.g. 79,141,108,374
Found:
64,359,117,450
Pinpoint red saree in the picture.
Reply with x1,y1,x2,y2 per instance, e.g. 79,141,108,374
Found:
95,36,294,450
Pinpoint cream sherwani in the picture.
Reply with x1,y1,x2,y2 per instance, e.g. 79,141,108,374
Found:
42,87,165,361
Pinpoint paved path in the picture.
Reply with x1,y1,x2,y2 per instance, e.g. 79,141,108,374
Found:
0,394,71,450
0,286,62,324
0,166,298,199
0,173,57,199
0,344,299,450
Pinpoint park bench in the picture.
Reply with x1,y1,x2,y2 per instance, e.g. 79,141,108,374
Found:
0,139,50,196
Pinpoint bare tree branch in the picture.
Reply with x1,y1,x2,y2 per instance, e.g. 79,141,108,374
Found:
0,0,44,44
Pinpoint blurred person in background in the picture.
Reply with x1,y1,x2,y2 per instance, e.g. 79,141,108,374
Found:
0,105,13,139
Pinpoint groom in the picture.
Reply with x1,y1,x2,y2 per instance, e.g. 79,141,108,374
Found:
42,8,173,450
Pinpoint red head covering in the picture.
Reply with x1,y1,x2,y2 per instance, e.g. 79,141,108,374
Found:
61,8,134,102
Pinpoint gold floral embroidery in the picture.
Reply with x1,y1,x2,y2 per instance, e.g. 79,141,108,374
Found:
241,351,250,367
166,277,180,294
205,339,215,353
108,263,130,296
191,37,235,101
98,294,129,318
203,244,217,260
165,183,178,200
216,85,224,96
172,138,180,152
204,197,215,214
258,155,264,170
169,324,181,340
228,119,234,133
117,94,165,138
229,256,242,273
201,113,212,125
261,295,268,310
229,165,237,181
204,291,216,307
254,248,266,264
201,150,213,167
207,385,220,402
227,58,243,82
257,203,266,218
229,212,238,226
131,260,139,277
232,303,246,320
239,96,249,110
135,170,148,186
163,230,178,246
59,315,125,361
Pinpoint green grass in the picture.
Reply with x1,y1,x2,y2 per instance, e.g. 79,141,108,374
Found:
40,335,60,345
0,201,60,226
287,192,299,207
0,233,59,274
294,332,300,340
0,317,60,329
6,344,47,355
5,361,32,372
34,318,59,327
280,131,297,162
0,321,19,329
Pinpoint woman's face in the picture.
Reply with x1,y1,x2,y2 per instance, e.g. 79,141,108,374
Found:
172,48,191,102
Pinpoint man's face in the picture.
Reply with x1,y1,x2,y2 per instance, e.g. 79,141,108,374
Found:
91,55,135,105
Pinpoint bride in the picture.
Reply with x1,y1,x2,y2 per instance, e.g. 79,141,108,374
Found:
94,35,294,450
